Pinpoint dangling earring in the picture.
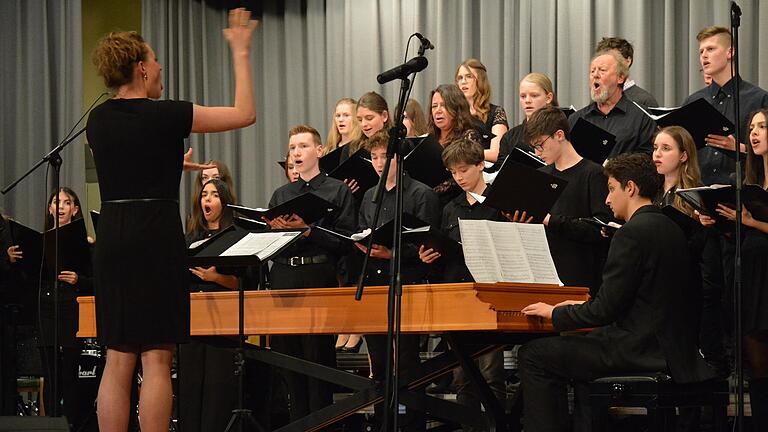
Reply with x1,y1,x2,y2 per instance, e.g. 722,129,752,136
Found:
143,72,148,81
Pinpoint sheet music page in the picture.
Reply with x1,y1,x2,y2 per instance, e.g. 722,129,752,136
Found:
458,219,501,282
221,231,302,260
484,221,534,283
513,223,563,285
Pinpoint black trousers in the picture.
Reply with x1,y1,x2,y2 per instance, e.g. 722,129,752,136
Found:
177,340,238,432
518,335,665,432
365,334,425,431
269,262,337,422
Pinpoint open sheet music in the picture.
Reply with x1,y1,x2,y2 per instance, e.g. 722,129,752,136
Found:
459,219,562,285
220,231,303,260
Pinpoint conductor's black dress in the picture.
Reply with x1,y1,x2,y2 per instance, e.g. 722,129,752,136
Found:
86,98,193,346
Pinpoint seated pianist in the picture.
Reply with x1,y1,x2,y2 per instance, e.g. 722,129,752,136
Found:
518,153,716,432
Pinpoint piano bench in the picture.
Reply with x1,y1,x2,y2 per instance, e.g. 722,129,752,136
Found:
588,373,729,432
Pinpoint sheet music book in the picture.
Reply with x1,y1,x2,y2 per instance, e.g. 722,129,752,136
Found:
473,159,568,222
459,219,562,285
580,216,622,233
8,217,90,276
188,227,306,267
401,227,463,261
675,183,768,221
660,205,698,238
229,192,338,225
221,231,303,260
633,99,735,148
558,105,577,117
570,117,617,164
327,149,379,198
404,135,451,188
319,145,345,173
90,210,99,231
314,213,428,248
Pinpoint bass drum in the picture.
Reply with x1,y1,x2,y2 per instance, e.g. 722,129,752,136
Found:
72,338,103,432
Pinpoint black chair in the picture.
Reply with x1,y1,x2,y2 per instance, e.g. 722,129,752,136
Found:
589,373,729,432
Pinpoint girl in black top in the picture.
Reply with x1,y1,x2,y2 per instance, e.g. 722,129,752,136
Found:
86,9,257,432
6,187,94,429
455,59,509,162
653,126,728,376
178,179,239,432
706,109,768,430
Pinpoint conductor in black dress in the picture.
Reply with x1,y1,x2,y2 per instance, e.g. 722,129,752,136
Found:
85,9,257,432
519,153,715,432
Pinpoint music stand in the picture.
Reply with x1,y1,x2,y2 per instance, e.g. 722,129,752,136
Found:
187,225,307,432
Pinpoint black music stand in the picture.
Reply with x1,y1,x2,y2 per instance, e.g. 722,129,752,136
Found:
187,225,306,432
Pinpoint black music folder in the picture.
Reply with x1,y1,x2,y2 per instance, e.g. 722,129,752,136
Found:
570,117,617,164
90,210,99,231
404,135,451,188
478,159,569,222
229,193,338,225
660,205,698,238
188,225,306,268
401,227,463,260
327,149,379,199
558,105,577,117
675,184,768,221
637,98,735,148
8,217,90,277
277,160,287,169
319,145,345,173
509,146,546,168
580,216,622,234
314,213,428,249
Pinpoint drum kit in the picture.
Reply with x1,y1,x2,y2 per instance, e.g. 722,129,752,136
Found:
16,338,178,432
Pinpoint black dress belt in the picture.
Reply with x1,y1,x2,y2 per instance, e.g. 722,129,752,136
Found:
273,254,330,267
102,198,179,204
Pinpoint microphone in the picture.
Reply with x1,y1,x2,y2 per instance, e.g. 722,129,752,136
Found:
376,56,428,84
414,33,434,50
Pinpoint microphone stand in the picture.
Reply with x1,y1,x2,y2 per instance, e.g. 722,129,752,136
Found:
2,125,88,418
730,2,744,431
355,42,427,432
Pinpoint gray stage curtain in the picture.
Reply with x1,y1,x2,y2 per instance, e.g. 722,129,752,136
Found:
140,0,768,217
0,0,84,230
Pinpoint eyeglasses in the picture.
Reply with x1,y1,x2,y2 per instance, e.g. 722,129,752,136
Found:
456,73,475,83
531,135,553,152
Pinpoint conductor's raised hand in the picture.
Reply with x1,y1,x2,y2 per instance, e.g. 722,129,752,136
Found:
223,8,258,54
183,148,216,172
418,245,441,264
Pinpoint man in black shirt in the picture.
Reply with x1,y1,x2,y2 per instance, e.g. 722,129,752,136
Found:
419,139,506,432
595,37,659,108
527,106,612,295
264,124,357,422
569,51,657,159
683,26,768,185
519,153,715,432
357,130,439,432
